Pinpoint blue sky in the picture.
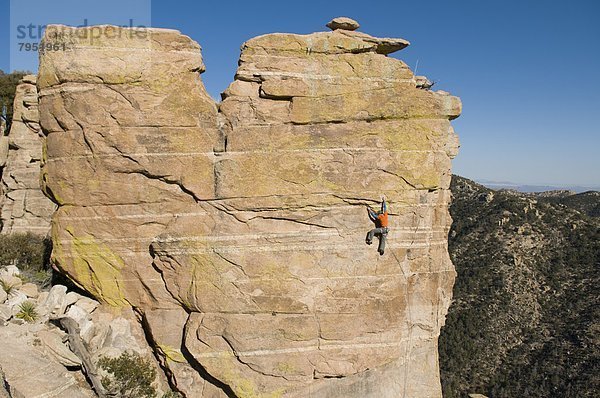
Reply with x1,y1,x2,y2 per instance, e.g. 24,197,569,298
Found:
1,0,599,187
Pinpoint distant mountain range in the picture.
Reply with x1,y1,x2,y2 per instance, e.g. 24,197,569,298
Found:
440,175,599,398
476,179,600,194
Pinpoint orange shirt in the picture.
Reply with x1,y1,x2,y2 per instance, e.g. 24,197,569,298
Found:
377,212,389,228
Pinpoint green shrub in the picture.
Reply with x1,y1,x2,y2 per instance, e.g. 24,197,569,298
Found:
98,352,157,398
18,268,53,289
0,233,50,269
15,300,38,322
0,233,52,288
0,278,16,294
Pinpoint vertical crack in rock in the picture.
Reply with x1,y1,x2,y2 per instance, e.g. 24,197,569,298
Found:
180,313,239,398
38,19,461,398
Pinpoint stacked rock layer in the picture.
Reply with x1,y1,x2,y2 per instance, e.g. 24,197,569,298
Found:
38,22,460,398
0,75,56,234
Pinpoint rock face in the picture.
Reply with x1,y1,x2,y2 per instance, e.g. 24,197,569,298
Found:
38,20,460,398
0,75,57,234
0,325,95,398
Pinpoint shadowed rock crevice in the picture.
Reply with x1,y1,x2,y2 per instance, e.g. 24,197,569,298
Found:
180,340,238,398
134,307,230,398
37,18,461,398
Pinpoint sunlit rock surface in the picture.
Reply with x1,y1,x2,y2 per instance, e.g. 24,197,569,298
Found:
1,75,56,234
38,20,460,397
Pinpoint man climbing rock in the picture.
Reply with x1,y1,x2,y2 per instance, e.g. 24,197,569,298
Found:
366,199,389,255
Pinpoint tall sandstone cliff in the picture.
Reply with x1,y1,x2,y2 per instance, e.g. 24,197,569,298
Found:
0,75,56,234
37,20,461,397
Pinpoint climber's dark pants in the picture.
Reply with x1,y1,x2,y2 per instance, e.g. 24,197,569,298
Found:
366,227,389,255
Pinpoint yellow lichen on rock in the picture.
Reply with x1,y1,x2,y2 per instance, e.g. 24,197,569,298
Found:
68,228,129,307
38,18,460,398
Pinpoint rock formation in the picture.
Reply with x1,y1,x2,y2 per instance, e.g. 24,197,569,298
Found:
0,264,169,397
0,75,56,234
326,17,360,31
38,19,460,397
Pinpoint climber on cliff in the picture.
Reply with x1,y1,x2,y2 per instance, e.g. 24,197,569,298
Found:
366,199,389,255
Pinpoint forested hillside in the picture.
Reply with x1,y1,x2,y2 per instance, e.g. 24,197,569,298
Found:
440,176,599,397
